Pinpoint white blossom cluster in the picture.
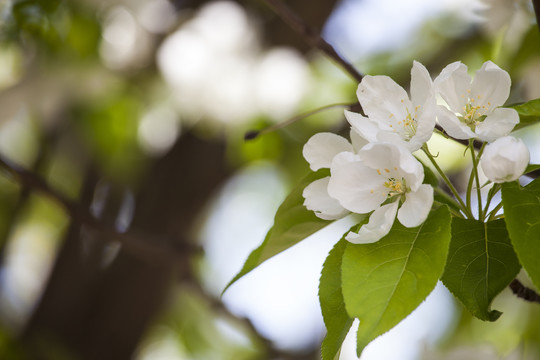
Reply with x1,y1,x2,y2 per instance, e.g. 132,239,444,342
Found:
303,61,530,243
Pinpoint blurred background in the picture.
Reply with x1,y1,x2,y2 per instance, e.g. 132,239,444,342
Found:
0,0,539,359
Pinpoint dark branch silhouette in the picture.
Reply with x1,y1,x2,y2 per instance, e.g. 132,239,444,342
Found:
262,0,363,83
509,279,540,303
533,0,540,35
0,153,198,266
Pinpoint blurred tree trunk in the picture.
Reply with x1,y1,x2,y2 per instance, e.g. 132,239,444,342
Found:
22,132,229,359
20,0,342,358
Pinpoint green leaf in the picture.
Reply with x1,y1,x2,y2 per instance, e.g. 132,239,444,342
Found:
502,181,540,290
341,206,451,356
223,169,333,293
509,98,540,130
441,218,520,321
525,164,540,175
319,238,355,360
524,177,540,193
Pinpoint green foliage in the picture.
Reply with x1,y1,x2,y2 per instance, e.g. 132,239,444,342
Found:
224,169,335,293
319,238,355,360
64,10,100,59
341,206,451,356
75,93,147,182
510,99,540,130
442,218,520,321
228,123,283,165
3,0,64,46
502,180,540,290
165,289,262,360
11,0,62,31
525,164,540,174
2,0,101,59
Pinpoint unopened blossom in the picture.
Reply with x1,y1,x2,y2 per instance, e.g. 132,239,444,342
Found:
345,61,437,152
302,131,367,220
327,142,433,243
480,136,529,183
435,61,518,142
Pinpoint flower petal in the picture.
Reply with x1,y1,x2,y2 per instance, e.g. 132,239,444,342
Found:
346,202,399,244
303,177,349,220
470,61,511,111
303,132,353,171
410,60,433,108
397,147,426,192
357,142,400,173
359,142,424,191
331,151,361,171
328,156,386,214
397,184,434,227
410,110,436,150
475,107,519,142
377,131,414,151
345,110,378,143
434,61,470,113
356,75,411,124
349,128,369,151
437,105,476,140
412,61,437,149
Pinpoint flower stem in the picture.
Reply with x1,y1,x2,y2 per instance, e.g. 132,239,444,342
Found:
468,140,485,220
487,201,504,221
483,183,500,218
422,145,473,218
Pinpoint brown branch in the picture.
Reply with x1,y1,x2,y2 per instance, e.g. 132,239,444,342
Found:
509,279,540,303
0,153,198,267
533,0,540,35
262,0,363,83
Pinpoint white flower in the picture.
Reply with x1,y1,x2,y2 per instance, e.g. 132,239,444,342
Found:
345,61,437,152
301,131,367,220
327,142,433,243
480,136,529,183
303,177,349,220
434,61,519,142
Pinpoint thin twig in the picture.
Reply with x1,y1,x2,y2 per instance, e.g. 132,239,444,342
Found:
509,279,540,303
262,0,363,83
0,153,198,266
245,102,356,140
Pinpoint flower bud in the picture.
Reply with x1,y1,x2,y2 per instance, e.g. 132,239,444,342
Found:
480,136,529,183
